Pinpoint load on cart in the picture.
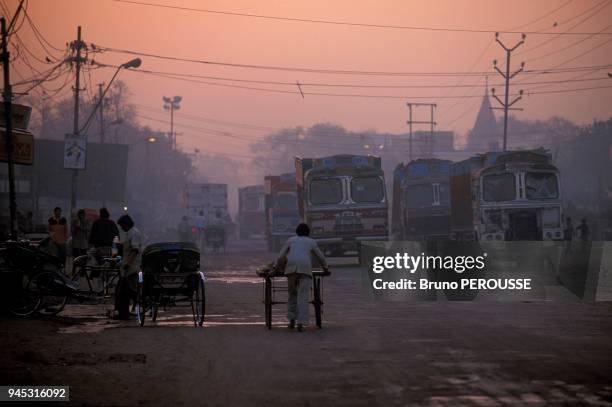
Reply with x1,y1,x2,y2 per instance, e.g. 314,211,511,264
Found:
136,242,205,327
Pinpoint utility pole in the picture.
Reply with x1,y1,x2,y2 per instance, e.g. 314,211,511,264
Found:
406,102,437,160
491,32,525,151
98,82,105,143
1,1,25,239
1,18,17,239
69,26,86,217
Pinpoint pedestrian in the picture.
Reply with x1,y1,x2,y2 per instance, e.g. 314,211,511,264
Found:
114,214,143,320
276,223,329,332
48,207,68,263
89,207,120,256
576,218,590,242
71,209,90,258
194,210,206,249
563,217,574,253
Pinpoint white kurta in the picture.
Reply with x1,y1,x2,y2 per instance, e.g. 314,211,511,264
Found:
277,235,328,276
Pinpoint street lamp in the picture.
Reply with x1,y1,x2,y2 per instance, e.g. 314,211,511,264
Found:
163,95,181,150
80,58,142,134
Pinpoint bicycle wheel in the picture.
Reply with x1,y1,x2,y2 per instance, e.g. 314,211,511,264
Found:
191,275,205,327
9,273,41,317
30,271,69,316
136,280,146,327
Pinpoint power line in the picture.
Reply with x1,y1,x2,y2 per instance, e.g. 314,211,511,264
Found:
95,60,611,89
96,44,612,77
121,66,612,100
112,0,612,35
517,0,612,57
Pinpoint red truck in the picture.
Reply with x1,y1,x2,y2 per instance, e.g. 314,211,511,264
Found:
450,149,563,241
295,154,388,257
391,159,452,241
264,173,300,251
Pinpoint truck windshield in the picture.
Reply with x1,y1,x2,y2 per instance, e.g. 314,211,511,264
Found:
483,173,516,202
350,177,384,203
244,195,261,211
310,178,343,205
525,172,559,200
405,184,432,208
274,191,298,211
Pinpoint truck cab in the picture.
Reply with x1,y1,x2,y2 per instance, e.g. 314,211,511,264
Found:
451,150,563,241
296,155,388,257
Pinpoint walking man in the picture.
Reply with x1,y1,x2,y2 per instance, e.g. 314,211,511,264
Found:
277,223,328,332
114,214,143,320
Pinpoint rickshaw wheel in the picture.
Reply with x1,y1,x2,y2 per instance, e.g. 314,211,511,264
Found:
264,278,272,330
192,276,205,327
136,281,146,327
9,273,42,317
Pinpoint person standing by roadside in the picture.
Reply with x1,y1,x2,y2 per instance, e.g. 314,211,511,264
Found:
89,208,120,257
194,210,207,250
276,223,329,332
576,218,590,242
71,209,90,258
114,214,143,320
48,207,68,263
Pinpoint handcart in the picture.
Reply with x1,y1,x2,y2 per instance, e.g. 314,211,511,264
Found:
256,263,331,330
136,242,205,327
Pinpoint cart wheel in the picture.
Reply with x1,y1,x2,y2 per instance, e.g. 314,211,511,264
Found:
264,277,272,330
30,271,68,316
9,274,42,317
136,281,146,327
314,278,322,329
192,275,205,327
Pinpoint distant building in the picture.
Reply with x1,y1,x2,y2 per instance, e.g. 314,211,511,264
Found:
0,139,128,230
466,86,501,153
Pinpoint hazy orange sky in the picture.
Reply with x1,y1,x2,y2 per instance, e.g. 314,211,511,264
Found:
8,0,612,156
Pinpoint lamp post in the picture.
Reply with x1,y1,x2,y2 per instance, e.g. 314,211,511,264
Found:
163,96,181,150
70,58,142,216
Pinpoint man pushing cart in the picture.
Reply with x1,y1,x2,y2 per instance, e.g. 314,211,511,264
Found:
259,223,330,332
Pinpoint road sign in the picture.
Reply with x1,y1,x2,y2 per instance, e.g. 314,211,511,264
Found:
64,134,87,170
0,103,32,130
0,129,34,165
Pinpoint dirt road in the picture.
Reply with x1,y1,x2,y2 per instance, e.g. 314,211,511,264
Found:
1,238,612,406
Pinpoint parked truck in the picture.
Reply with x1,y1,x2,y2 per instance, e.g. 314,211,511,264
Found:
265,173,300,251
295,154,388,257
184,183,229,222
238,185,265,239
391,159,452,241
450,149,563,241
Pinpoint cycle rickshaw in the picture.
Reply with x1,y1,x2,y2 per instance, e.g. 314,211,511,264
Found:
136,242,205,327
256,262,331,330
